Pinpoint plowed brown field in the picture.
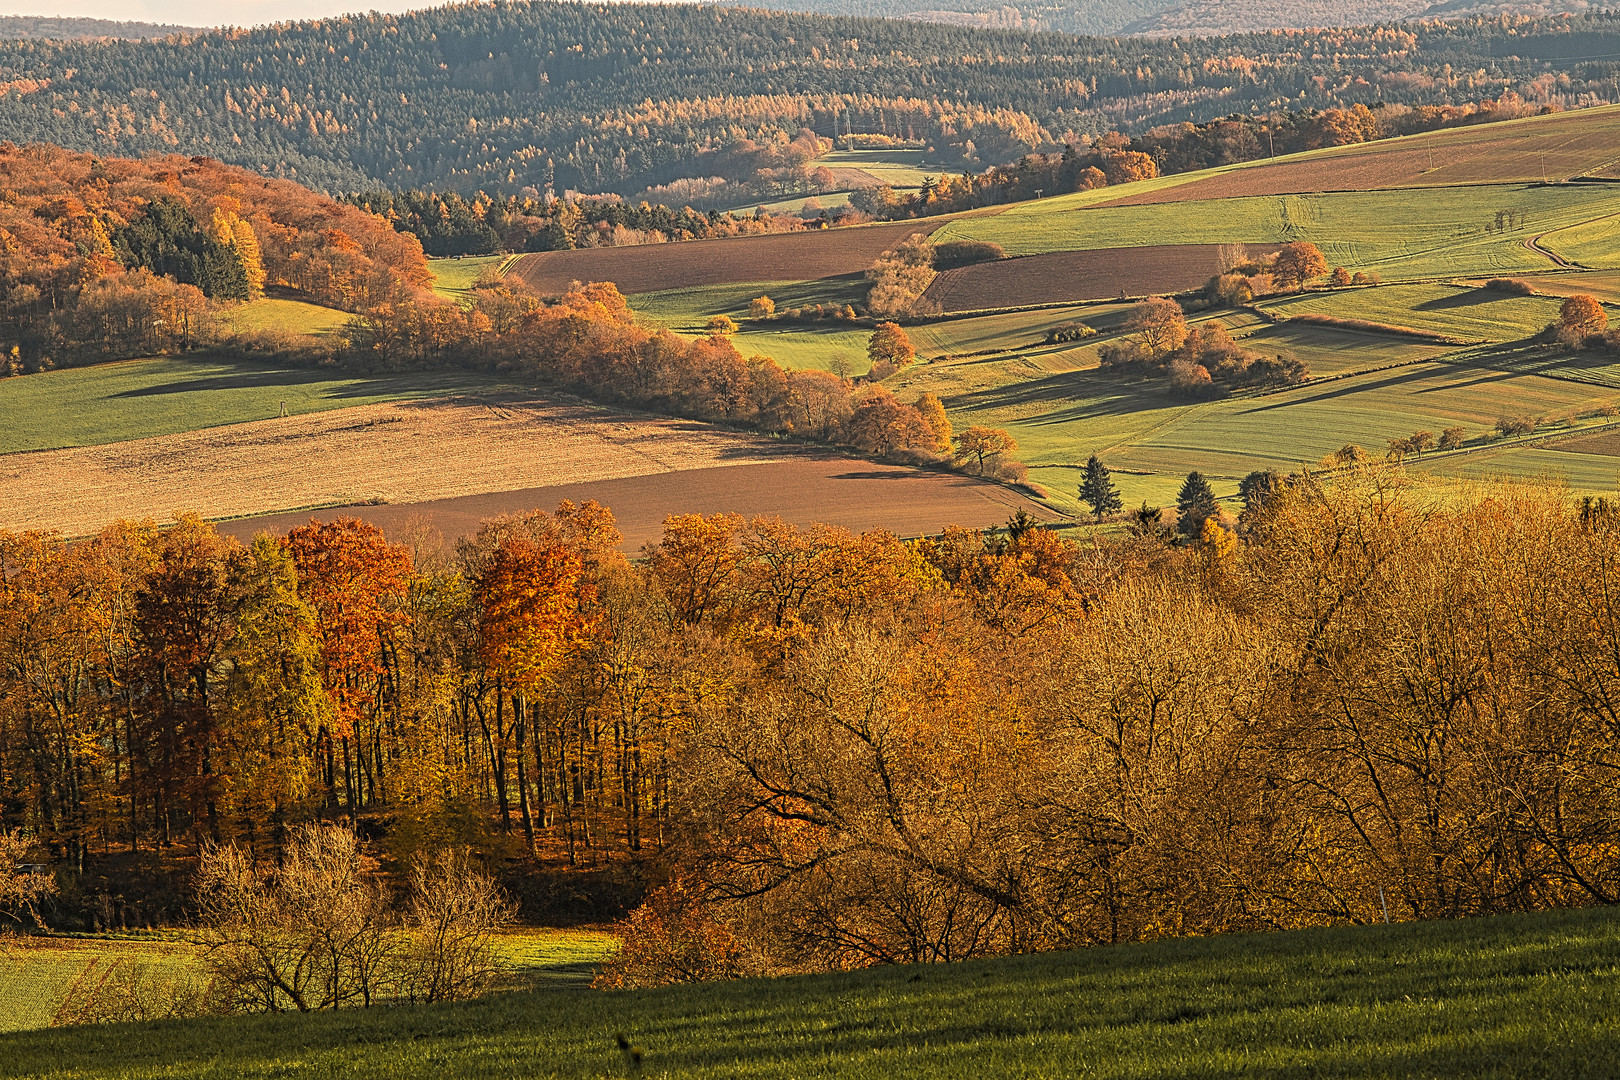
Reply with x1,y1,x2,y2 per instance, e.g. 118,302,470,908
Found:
505,219,951,295
0,394,787,536
923,244,1263,310
1103,108,1620,207
218,458,1054,550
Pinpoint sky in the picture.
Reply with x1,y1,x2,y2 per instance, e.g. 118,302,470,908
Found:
4,0,427,27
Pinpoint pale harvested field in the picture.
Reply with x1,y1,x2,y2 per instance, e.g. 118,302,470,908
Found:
219,458,1055,551
0,395,788,536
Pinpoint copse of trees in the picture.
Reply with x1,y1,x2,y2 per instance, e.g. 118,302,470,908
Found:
0,145,428,372
17,474,1620,988
1101,300,1309,397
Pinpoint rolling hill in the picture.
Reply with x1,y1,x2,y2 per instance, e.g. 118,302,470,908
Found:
0,4,1618,195
3,905,1617,1077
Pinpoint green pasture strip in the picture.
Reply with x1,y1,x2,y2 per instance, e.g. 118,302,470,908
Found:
1413,444,1620,489
1116,362,1615,475
0,929,617,1036
221,298,352,338
1229,321,1456,377
1261,283,1569,343
730,325,875,374
0,937,201,1034
1516,269,1620,303
630,277,873,373
744,190,857,216
936,185,1620,280
1540,211,1620,269
0,357,515,455
7,906,1620,1078
818,148,947,189
428,255,511,301
629,277,868,326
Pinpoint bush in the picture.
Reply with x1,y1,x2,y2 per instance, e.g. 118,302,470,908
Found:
1496,416,1537,438
1485,278,1536,296
1045,321,1095,344
932,240,1005,270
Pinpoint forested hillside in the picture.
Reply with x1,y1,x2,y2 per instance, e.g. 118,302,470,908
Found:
782,0,1594,36
0,3,1617,195
0,16,194,41
0,145,429,369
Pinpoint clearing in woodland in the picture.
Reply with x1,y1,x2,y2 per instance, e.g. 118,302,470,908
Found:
3,906,1617,1078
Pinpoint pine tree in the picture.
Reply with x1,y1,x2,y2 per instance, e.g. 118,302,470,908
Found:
1176,471,1219,537
1078,454,1122,520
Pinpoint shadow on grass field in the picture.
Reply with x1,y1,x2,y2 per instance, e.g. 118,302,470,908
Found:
4,907,1618,1079
0,356,519,454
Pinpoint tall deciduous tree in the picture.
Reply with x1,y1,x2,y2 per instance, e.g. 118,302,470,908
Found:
1271,242,1328,290
867,321,915,370
955,426,1017,472
914,392,952,453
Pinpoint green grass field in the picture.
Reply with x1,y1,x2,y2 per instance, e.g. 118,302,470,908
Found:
936,185,1620,280
630,277,874,373
1262,284,1569,343
429,255,511,301
0,356,514,454
5,907,1619,1078
221,298,352,338
0,929,616,1036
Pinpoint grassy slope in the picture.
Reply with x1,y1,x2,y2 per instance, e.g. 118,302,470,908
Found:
0,930,616,1035
220,298,352,337
429,255,510,301
0,357,513,454
6,907,1620,1079
937,185,1620,279
1262,284,1572,342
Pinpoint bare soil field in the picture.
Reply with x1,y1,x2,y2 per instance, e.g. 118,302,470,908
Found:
0,394,790,536
218,458,1054,551
924,244,1259,311
505,219,951,296
1103,109,1620,207
1545,429,1620,457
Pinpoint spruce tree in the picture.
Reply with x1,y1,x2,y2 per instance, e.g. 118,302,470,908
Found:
1176,471,1219,537
1078,454,1123,520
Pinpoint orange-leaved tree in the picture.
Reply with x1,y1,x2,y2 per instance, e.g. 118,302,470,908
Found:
284,518,413,816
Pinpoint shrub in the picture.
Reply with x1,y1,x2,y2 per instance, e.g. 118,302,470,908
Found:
1045,321,1095,343
1496,416,1537,438
1485,278,1535,296
705,314,738,336
932,240,1004,270
748,295,776,320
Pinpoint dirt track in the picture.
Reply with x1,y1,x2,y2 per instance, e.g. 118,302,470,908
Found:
505,219,950,295
217,458,1055,551
924,244,1267,310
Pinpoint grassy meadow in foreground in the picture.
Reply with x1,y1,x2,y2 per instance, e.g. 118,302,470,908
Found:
4,907,1618,1079
0,929,616,1035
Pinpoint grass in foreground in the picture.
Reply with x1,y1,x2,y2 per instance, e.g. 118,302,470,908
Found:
0,929,616,1035
5,907,1619,1079
0,356,516,454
